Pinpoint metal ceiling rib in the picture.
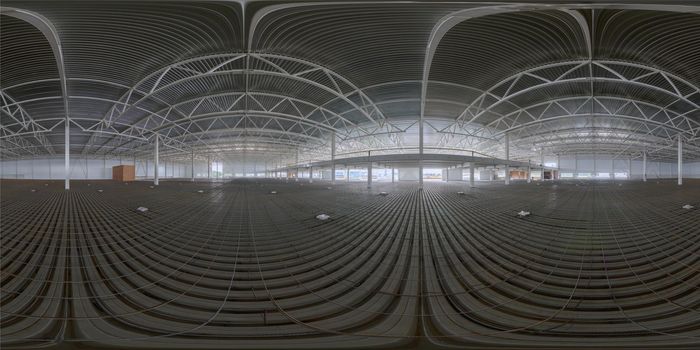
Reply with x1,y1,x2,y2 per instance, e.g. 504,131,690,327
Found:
1,1,699,164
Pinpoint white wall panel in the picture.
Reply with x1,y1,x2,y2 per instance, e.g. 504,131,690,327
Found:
398,168,419,181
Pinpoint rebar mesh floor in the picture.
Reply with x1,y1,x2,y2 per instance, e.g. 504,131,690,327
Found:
1,179,699,349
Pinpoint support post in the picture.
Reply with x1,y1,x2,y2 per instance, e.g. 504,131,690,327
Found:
527,160,531,183
367,151,372,189
540,149,544,181
331,132,336,184
295,150,299,181
392,167,395,183
65,117,70,190
678,135,683,186
154,135,159,186
309,166,313,183
207,156,211,180
504,133,510,185
642,152,647,182
556,154,560,180
469,162,475,188
419,110,424,190
191,150,195,182
346,168,350,182
628,158,632,181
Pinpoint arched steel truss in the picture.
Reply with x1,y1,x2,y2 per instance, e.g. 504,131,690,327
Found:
2,2,700,166
1,53,404,158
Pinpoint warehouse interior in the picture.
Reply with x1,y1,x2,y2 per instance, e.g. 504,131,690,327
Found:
1,1,699,349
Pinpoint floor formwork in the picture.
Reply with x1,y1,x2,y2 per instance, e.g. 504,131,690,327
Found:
1,179,699,349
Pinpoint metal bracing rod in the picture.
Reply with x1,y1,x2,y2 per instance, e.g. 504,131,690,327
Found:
466,96,698,143
101,53,384,130
114,91,359,139
452,60,699,127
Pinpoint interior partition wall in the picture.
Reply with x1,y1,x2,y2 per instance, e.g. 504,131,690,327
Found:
0,157,187,180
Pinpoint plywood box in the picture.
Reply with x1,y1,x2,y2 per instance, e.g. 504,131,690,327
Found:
113,165,135,182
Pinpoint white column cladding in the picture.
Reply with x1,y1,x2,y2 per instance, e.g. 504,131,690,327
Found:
642,152,647,182
331,132,336,184
504,133,510,185
628,158,632,180
593,153,597,177
191,150,195,181
556,154,560,180
367,151,372,189
469,162,475,188
540,149,544,181
154,135,159,185
678,135,683,185
419,108,424,190
295,150,299,181
527,160,531,183
64,116,70,190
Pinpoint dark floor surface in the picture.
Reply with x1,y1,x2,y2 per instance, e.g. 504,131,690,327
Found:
2,178,699,349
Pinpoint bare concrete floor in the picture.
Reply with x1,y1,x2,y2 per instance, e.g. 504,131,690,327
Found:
2,179,699,349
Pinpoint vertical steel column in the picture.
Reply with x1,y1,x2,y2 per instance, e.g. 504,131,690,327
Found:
392,167,395,183
295,150,299,181
556,154,560,180
419,110,424,190
527,160,531,183
154,135,159,186
642,152,647,182
207,156,211,180
191,150,195,181
309,166,313,183
678,135,683,186
331,132,336,184
593,153,597,178
346,168,350,182
504,133,510,185
540,149,544,180
628,158,632,180
367,151,372,189
65,117,70,190
469,162,475,188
